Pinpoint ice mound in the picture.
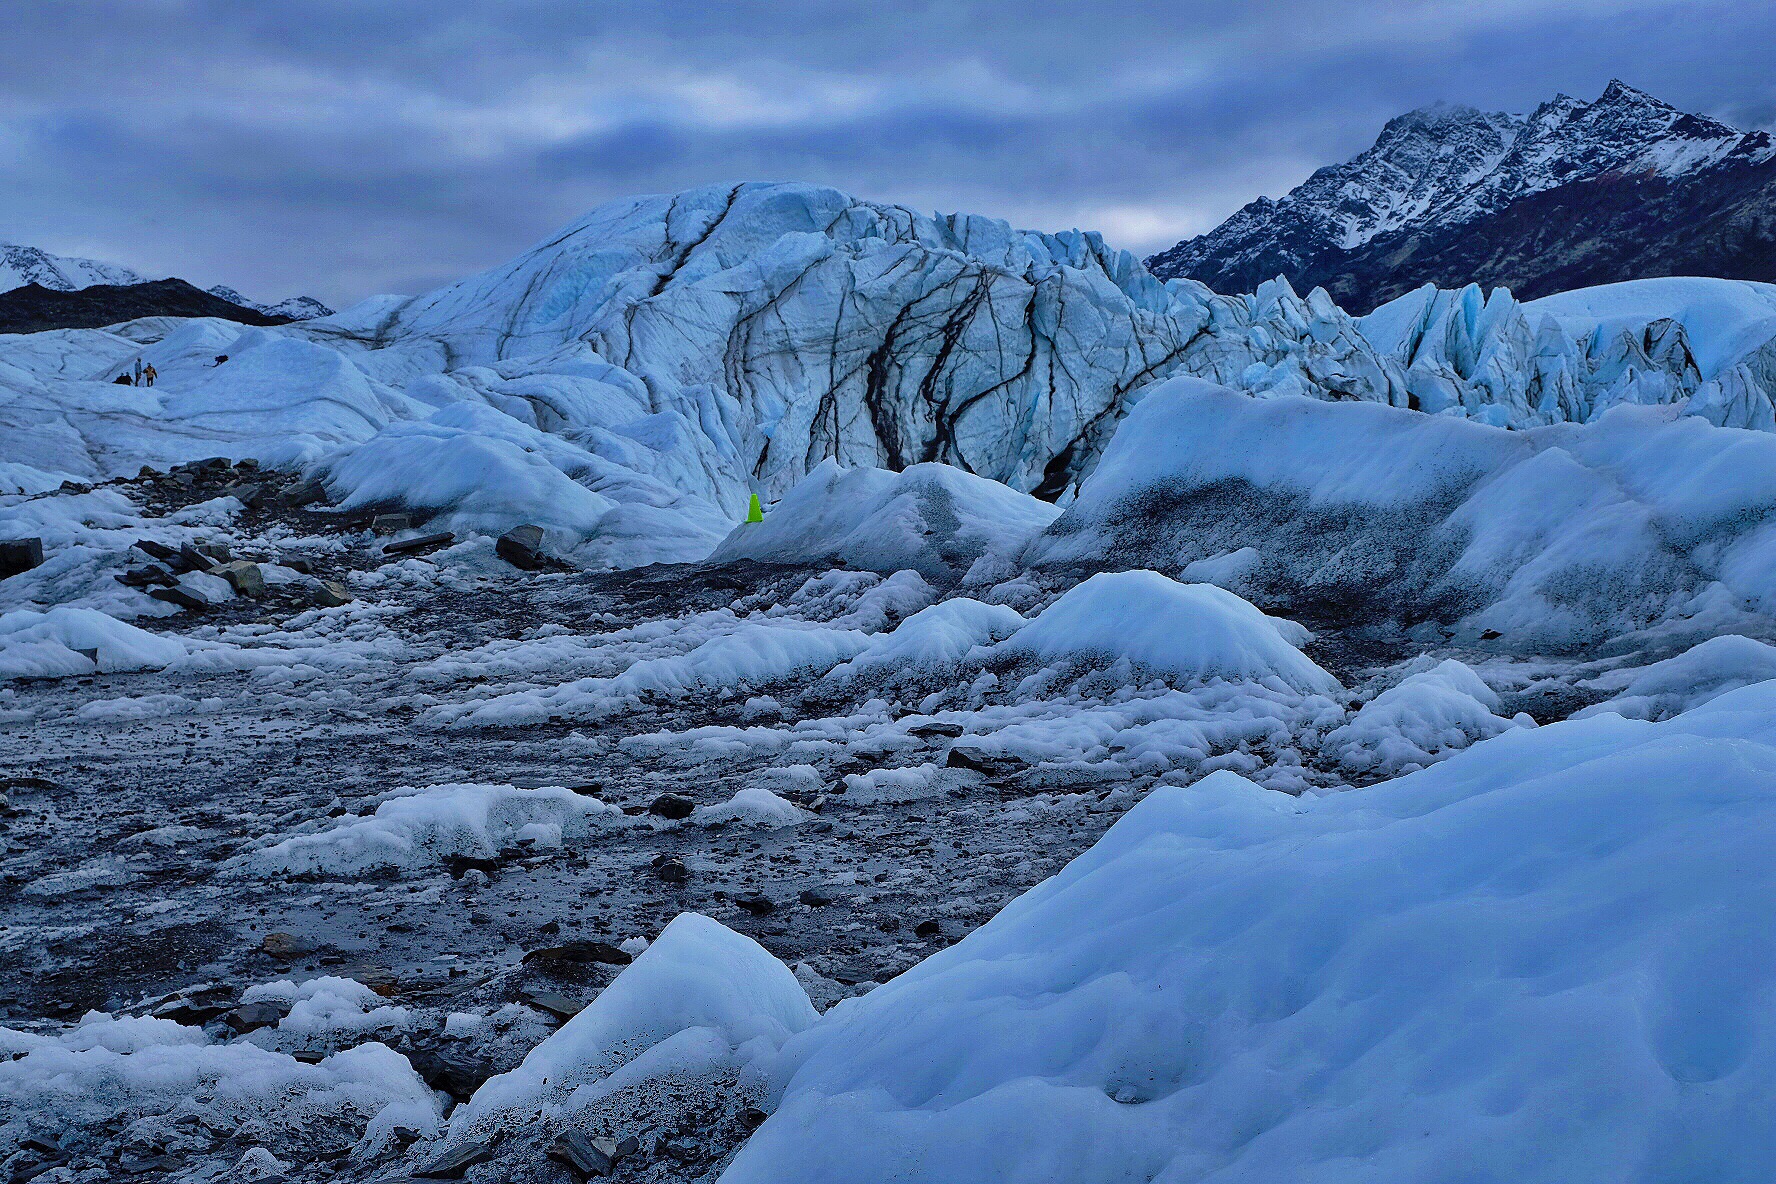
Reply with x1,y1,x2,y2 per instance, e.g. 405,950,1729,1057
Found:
1325,658,1529,775
1578,634,1776,721
0,606,188,677
827,597,1026,683
435,621,873,727
1024,377,1776,647
999,570,1338,695
454,913,816,1134
245,783,631,875
692,786,809,829
0,1013,438,1154
709,460,1061,581
726,683,1776,1184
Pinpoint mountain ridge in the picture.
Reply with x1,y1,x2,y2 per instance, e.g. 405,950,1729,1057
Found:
1148,80,1776,311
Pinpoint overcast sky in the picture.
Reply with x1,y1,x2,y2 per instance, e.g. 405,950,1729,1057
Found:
4,0,1774,307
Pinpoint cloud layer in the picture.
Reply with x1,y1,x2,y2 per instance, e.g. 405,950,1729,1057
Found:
3,1,1773,306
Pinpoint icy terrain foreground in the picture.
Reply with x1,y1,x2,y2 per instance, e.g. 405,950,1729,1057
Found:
4,184,1776,1183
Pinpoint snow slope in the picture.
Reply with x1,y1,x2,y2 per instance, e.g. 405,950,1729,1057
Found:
725,681,1776,1184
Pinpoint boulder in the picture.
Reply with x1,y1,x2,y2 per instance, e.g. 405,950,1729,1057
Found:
495,524,548,570
382,531,454,555
0,538,44,580
370,512,413,535
212,560,266,597
648,792,695,820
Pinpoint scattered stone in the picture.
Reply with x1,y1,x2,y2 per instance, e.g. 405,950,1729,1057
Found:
212,560,267,597
798,887,835,907
736,893,776,916
648,792,695,820
382,531,454,555
0,537,44,580
131,538,177,562
446,855,500,879
944,744,1020,776
414,1138,496,1178
310,579,351,607
150,983,237,1025
520,990,587,1020
908,720,966,738
223,482,268,508
259,932,319,960
522,940,632,967
281,556,314,574
549,1131,637,1178
147,585,209,611
223,1001,290,1033
652,855,689,884
495,524,548,570
371,512,413,535
282,480,326,508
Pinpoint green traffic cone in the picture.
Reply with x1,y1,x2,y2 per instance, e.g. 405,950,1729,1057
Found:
746,493,764,523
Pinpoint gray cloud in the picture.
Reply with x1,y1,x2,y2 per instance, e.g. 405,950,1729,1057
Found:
2,0,1773,306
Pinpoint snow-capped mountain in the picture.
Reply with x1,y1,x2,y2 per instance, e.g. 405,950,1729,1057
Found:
207,285,334,321
0,241,151,293
1149,80,1776,310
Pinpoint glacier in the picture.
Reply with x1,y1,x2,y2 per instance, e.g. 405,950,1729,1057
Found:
6,179,1776,1184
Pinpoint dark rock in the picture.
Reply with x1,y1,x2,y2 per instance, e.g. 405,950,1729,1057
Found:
281,557,314,574
735,893,776,916
407,1048,494,1102
445,855,499,879
212,560,266,596
944,744,1019,776
798,887,835,907
282,480,326,508
0,538,44,580
371,512,413,535
310,579,351,607
648,792,695,820
549,1131,636,1178
495,524,548,570
414,1137,496,1178
738,1106,769,1129
223,1000,290,1033
223,482,267,508
382,531,454,555
907,720,965,738
131,538,177,562
521,990,586,1020
652,855,690,883
260,932,319,960
147,585,209,611
522,940,632,967
914,919,943,938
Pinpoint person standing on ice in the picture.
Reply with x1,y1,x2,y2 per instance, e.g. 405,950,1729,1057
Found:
142,363,157,387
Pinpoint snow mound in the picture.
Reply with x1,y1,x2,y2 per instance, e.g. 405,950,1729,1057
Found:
693,786,809,829
454,913,816,1134
245,783,631,875
0,1013,438,1154
1000,570,1338,695
1578,634,1776,721
1324,658,1528,775
0,606,188,678
1024,377,1776,647
709,460,1061,581
727,682,1776,1184
828,597,1026,683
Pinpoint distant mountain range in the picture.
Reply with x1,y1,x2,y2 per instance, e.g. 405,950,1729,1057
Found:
0,278,301,335
1147,80,1776,311
0,240,331,323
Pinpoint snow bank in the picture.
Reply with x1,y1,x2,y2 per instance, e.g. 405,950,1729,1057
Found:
727,682,1776,1184
0,606,188,677
1024,377,1776,647
1578,634,1776,721
454,913,816,1134
827,597,1026,683
1324,658,1527,775
1000,570,1338,694
709,460,1061,581
0,1013,438,1152
1524,277,1776,379
246,783,631,875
